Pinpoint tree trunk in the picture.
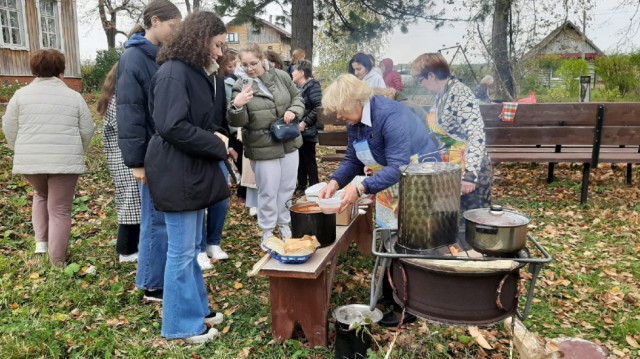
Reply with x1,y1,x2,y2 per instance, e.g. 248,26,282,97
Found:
106,13,117,49
291,0,314,62
491,0,516,100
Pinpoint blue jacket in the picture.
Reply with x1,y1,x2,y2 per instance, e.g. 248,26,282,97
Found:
116,33,159,168
331,96,440,194
145,60,230,212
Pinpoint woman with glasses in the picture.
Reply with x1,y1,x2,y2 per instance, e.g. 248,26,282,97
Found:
146,11,229,344
228,42,305,247
411,53,492,215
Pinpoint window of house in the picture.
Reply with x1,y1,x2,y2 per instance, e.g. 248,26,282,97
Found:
0,0,28,48
38,0,62,50
226,32,239,43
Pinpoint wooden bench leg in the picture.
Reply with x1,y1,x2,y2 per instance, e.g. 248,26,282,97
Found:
352,206,373,255
580,163,591,204
627,164,633,185
269,274,328,347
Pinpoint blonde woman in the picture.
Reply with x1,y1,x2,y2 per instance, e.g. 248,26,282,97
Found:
228,42,305,246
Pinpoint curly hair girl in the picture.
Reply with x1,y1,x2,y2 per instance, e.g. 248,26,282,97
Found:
157,11,226,68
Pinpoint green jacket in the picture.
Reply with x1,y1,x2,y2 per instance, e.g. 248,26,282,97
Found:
228,68,304,160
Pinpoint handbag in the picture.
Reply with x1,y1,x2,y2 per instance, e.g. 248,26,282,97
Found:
270,118,300,142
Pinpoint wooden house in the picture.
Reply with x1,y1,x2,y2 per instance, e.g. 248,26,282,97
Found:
1,0,81,91
225,17,291,62
521,21,604,87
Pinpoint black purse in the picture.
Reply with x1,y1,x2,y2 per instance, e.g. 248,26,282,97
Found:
270,118,300,142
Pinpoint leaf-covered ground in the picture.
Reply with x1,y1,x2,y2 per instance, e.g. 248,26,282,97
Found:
1,102,639,358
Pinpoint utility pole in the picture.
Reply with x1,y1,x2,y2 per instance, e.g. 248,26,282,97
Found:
581,9,586,60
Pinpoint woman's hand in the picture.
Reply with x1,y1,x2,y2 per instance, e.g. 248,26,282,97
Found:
298,122,306,132
233,84,254,108
319,180,339,199
283,110,296,124
339,185,359,213
229,148,238,162
461,180,476,195
133,167,147,184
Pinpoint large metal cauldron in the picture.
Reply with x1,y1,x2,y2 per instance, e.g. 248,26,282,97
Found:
398,162,461,251
391,257,523,325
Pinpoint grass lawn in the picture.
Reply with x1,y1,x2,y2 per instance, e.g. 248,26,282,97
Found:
1,99,639,358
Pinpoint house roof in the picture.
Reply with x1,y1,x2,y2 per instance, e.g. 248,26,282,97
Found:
226,17,291,38
522,21,604,61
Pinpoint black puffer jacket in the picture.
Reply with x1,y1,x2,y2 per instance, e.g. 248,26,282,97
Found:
299,78,322,143
145,60,230,212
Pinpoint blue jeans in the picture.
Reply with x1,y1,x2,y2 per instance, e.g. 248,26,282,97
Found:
200,161,229,252
161,209,210,338
135,183,167,291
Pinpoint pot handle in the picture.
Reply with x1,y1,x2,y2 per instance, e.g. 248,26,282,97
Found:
475,224,499,235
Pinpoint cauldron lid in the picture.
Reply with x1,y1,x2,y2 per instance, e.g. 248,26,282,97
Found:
463,205,530,227
334,304,383,325
400,162,461,175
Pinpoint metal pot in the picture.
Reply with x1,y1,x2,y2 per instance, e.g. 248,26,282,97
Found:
463,205,530,255
398,162,461,251
288,201,336,247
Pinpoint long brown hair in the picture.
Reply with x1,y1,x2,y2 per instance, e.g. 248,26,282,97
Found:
264,50,284,70
157,11,226,68
129,0,181,36
97,63,118,117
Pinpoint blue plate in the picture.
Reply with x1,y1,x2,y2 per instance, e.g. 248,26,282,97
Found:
268,249,313,264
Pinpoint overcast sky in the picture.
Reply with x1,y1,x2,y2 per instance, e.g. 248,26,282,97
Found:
77,2,640,64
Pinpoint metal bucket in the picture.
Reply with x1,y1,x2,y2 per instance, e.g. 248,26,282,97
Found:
398,162,461,251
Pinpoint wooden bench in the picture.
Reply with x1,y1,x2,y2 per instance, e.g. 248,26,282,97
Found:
257,206,373,347
317,107,348,163
481,102,640,203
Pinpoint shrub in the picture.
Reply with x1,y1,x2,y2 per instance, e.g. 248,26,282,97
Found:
536,84,572,103
594,55,639,97
81,48,123,93
591,87,623,102
555,59,589,96
0,80,28,102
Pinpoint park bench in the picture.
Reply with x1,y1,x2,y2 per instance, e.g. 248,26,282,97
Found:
317,103,640,204
256,206,373,347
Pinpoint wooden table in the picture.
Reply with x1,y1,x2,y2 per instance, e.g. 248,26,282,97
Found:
258,206,373,347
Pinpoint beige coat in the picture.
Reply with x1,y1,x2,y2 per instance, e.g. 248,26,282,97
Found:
2,77,95,174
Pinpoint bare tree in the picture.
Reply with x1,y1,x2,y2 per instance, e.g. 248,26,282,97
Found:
185,0,202,14
93,0,146,49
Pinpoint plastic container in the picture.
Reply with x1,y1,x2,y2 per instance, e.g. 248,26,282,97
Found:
317,197,341,214
305,183,327,202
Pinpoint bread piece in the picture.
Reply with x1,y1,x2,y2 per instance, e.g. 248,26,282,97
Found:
283,236,318,256
264,236,285,254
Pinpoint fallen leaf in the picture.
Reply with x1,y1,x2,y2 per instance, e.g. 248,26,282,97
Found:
233,282,243,290
468,326,493,350
626,335,639,348
222,326,230,334
29,272,39,279
11,303,19,310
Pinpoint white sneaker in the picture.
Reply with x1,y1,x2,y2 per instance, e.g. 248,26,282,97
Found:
261,230,273,251
278,224,292,240
204,312,224,325
119,252,138,263
249,207,257,217
184,327,218,344
35,241,48,254
206,245,228,260
197,252,213,270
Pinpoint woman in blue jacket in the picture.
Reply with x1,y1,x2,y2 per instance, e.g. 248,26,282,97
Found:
147,11,229,344
319,74,440,229
115,0,181,303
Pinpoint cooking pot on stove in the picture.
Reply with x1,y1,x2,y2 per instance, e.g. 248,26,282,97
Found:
398,161,461,251
463,205,530,255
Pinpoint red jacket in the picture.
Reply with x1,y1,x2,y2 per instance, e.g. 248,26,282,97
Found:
381,58,403,92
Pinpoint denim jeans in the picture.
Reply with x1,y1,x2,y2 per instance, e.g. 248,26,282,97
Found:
200,161,229,252
161,209,210,338
135,183,167,291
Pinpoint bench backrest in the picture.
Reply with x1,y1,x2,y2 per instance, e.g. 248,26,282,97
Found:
601,102,640,146
317,107,347,146
480,103,600,146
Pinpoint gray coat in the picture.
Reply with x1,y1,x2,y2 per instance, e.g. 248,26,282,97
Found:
228,68,304,160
